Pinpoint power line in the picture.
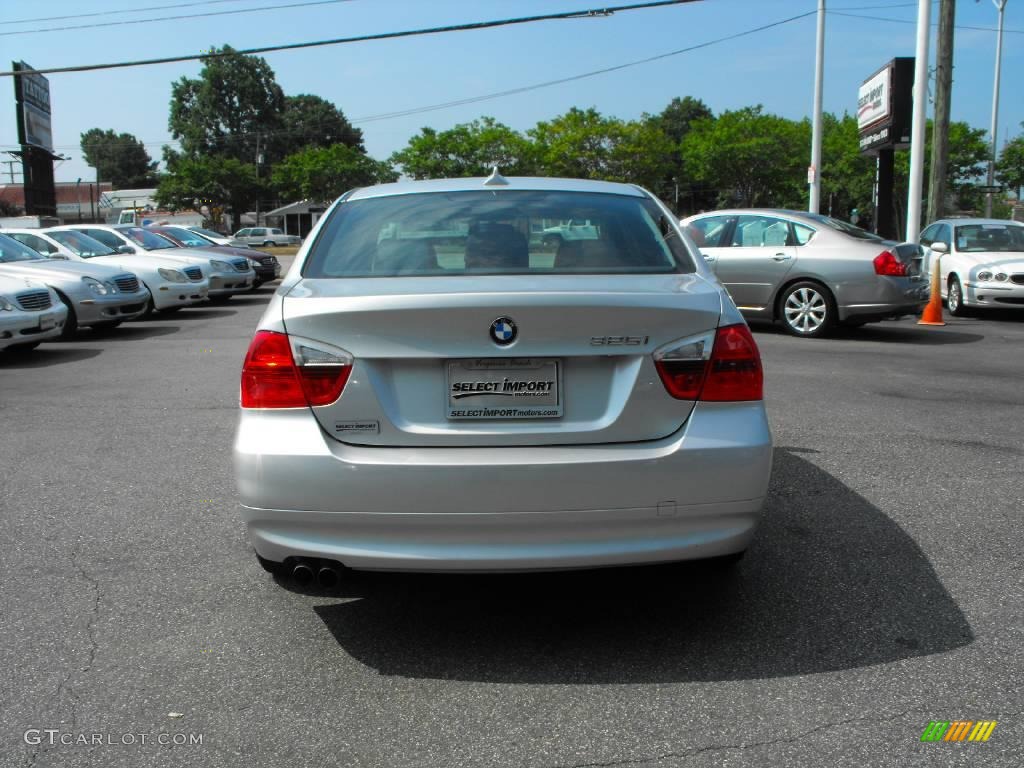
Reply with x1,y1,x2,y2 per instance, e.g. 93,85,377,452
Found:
351,10,818,124
0,0,249,25
7,6,816,154
1,0,357,37
0,0,699,77
829,10,1023,33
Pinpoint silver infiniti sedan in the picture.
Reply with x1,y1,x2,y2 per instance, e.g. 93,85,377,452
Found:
235,176,773,585
682,209,929,337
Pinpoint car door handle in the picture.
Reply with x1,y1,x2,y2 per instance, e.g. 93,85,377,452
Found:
772,253,792,261
702,253,715,262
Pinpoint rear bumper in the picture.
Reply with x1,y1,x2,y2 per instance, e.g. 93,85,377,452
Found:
838,276,930,322
234,401,773,572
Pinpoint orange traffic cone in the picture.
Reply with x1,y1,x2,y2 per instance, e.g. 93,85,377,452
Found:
918,254,946,326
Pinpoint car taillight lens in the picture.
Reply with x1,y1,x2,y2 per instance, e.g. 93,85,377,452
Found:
873,250,908,276
701,324,763,401
240,330,351,408
654,324,763,402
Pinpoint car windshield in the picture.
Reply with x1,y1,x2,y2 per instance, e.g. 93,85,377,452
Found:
800,213,884,242
190,227,225,240
304,190,692,278
159,227,212,248
954,224,1024,252
118,226,177,250
47,230,117,257
0,233,45,262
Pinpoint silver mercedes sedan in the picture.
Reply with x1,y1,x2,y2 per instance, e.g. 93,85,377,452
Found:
235,176,773,586
682,209,930,337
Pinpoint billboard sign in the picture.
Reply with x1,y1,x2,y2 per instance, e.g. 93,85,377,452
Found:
858,58,914,155
13,61,53,153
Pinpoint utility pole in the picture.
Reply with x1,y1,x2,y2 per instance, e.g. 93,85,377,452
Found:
905,0,932,242
985,0,1009,217
927,0,956,224
809,0,826,213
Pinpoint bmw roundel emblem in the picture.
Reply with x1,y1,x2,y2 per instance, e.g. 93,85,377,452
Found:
490,317,517,345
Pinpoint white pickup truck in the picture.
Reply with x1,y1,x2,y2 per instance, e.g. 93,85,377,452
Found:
540,219,599,247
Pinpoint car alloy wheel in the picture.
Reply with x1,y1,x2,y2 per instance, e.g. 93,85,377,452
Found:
947,276,966,316
781,282,832,337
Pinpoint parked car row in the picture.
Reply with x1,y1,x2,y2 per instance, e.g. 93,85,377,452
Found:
0,224,282,354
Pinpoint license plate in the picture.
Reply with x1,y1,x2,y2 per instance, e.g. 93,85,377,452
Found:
447,358,562,419
38,313,56,331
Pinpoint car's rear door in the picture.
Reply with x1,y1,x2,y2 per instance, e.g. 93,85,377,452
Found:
713,214,798,310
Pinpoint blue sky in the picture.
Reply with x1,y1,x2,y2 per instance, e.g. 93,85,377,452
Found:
1,0,1021,185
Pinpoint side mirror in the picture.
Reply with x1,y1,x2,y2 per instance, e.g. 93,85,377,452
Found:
117,245,136,254
930,241,948,254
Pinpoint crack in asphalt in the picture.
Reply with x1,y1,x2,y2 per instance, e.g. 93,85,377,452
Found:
548,708,917,768
23,549,103,768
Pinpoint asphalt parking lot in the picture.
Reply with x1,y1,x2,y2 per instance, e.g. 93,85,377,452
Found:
2,263,1022,767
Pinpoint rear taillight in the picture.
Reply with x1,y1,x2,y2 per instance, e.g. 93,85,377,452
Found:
654,323,763,402
701,324,763,401
873,250,908,276
240,330,352,408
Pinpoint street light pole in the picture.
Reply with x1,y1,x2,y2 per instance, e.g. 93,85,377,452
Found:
985,0,1008,218
905,0,932,242
809,0,825,213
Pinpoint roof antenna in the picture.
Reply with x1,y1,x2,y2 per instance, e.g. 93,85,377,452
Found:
483,166,509,186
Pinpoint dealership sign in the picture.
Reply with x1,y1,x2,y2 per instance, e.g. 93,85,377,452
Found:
858,58,914,155
858,68,890,131
13,61,53,153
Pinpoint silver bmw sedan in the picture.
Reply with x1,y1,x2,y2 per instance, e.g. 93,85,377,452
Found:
234,176,773,585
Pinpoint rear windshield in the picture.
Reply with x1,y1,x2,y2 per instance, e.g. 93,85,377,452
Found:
955,224,1024,252
303,190,693,278
117,226,177,250
801,213,884,242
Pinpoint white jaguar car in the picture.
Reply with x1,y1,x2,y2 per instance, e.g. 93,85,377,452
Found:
235,175,773,587
919,218,1024,315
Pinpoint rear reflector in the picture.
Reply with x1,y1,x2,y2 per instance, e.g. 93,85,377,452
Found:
655,323,763,402
241,330,351,408
873,250,908,276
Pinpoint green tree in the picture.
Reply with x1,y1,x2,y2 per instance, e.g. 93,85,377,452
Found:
391,117,537,179
996,123,1024,196
819,113,876,222
529,107,623,179
272,144,397,201
80,128,157,188
681,106,809,208
646,97,714,213
168,45,285,165
653,96,713,146
892,121,990,232
278,94,364,154
155,156,260,226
